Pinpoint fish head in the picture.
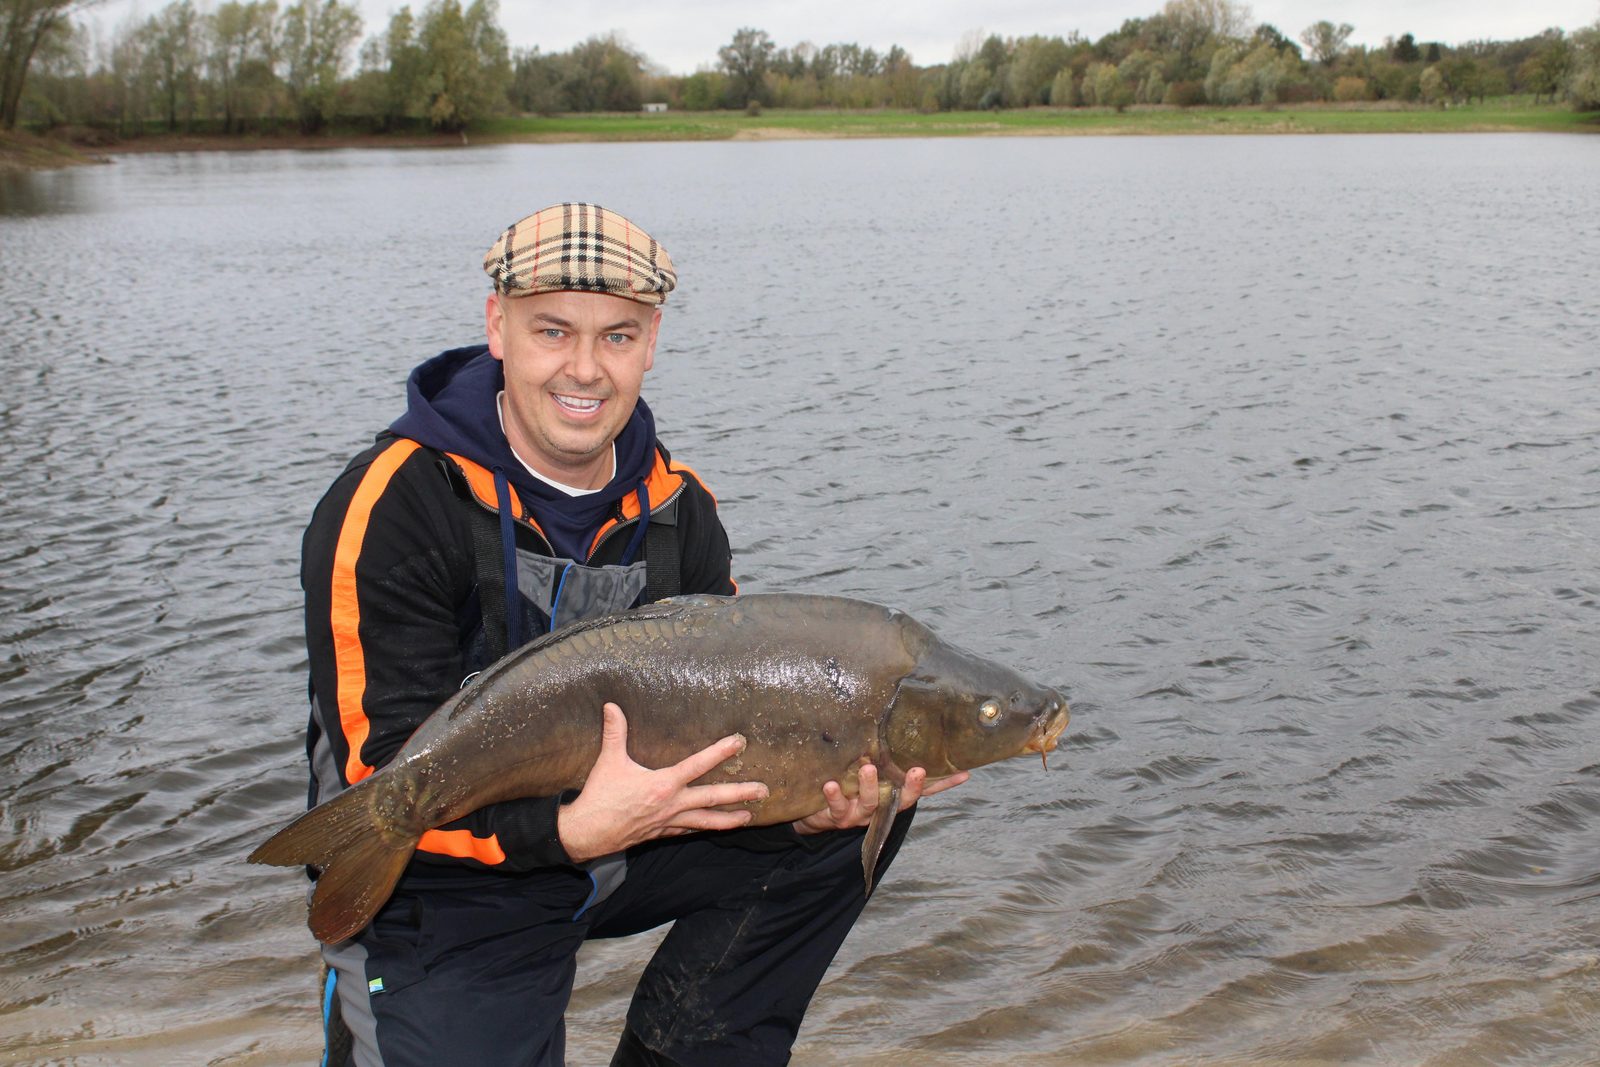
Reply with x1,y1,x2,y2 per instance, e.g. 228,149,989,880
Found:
884,629,1070,777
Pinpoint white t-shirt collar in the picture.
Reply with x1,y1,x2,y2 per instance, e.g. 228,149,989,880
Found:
496,390,614,498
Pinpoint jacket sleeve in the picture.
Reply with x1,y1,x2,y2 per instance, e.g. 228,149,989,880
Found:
301,438,574,873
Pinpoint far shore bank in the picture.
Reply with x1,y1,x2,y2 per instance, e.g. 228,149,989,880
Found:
6,101,1596,172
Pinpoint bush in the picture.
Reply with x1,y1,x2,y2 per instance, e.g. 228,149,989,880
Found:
1163,80,1205,107
1333,76,1370,101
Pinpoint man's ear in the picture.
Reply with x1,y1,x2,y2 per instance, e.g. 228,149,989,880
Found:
642,307,662,372
485,293,505,361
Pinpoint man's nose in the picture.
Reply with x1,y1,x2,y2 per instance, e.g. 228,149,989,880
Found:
569,336,601,381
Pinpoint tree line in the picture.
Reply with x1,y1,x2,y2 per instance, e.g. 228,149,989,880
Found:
4,0,1599,133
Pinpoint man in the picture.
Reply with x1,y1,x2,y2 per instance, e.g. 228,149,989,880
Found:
299,203,966,1066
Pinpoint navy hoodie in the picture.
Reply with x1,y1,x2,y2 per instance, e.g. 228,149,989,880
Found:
388,344,659,563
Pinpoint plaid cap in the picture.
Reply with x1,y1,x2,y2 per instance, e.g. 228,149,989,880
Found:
483,202,677,307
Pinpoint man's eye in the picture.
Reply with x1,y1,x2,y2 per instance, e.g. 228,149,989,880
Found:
543,329,564,340
606,333,630,344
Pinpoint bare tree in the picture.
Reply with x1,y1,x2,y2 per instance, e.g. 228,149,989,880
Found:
1300,20,1354,66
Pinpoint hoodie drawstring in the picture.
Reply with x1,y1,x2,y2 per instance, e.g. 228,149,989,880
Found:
621,478,650,567
492,470,652,647
492,466,524,652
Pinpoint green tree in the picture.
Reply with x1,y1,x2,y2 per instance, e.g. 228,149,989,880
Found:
1392,32,1421,63
1300,20,1354,66
1251,23,1301,58
508,43,560,113
1005,35,1072,106
680,68,724,110
13,10,85,124
1518,35,1570,102
375,6,426,125
1569,19,1600,109
1207,41,1299,103
415,0,508,130
1438,55,1485,102
881,43,920,108
278,0,360,132
140,0,203,130
956,58,990,109
556,34,644,112
717,26,773,106
207,0,275,132
1049,65,1076,105
102,17,151,132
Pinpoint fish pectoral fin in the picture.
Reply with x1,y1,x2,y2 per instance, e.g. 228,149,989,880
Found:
859,782,901,897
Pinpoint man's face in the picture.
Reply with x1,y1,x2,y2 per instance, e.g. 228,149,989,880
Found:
485,289,661,487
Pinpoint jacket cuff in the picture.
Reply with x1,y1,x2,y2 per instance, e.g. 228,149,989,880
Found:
491,792,578,869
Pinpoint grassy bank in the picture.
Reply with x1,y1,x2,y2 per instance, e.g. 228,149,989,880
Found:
0,130,111,172
6,98,1595,170
474,99,1599,143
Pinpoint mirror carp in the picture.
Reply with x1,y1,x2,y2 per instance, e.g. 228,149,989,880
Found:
250,593,1069,944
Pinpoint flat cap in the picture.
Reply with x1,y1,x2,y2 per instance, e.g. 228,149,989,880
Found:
483,202,677,307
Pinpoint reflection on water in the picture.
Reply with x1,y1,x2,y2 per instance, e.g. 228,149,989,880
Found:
0,165,100,216
1,135,1598,1065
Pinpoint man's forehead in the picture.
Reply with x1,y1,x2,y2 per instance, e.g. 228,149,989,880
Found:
508,290,656,326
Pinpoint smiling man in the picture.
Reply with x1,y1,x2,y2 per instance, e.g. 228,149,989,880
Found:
295,204,960,1067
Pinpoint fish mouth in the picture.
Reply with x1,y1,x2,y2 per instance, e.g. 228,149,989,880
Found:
1023,696,1070,768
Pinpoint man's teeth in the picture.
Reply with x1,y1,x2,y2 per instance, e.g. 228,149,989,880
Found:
555,395,602,412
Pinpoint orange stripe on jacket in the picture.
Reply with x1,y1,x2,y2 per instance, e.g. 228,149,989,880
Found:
445,452,548,540
420,827,507,864
330,438,422,785
586,450,687,556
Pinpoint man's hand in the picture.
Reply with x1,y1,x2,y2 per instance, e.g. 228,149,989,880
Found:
791,762,970,836
557,702,770,863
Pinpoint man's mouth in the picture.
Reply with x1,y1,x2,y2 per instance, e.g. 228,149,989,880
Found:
553,394,603,414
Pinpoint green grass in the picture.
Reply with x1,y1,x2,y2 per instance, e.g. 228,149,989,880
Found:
474,99,1598,143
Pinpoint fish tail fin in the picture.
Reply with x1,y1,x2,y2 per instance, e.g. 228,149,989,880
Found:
859,783,902,896
249,781,417,944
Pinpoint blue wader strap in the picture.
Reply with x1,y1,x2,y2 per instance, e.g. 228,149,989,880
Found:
320,968,338,1067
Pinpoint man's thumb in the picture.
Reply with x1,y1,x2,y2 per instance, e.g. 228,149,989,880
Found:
599,701,628,755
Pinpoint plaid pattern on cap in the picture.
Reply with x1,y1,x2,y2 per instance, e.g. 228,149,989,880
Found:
483,202,677,306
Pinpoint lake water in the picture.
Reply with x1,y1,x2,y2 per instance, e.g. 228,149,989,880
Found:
1,132,1598,1065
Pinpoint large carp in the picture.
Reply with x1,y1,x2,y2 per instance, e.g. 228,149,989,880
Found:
251,593,1069,944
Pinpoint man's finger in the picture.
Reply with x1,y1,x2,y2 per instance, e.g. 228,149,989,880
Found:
670,808,757,833
671,731,749,782
918,770,970,799
682,781,769,810
857,763,880,813
897,767,926,807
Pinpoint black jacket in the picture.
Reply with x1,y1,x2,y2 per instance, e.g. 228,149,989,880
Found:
300,346,735,878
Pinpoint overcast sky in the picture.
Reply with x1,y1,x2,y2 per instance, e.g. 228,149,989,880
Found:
87,0,1600,73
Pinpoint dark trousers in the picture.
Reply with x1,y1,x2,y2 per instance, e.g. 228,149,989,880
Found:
323,812,912,1067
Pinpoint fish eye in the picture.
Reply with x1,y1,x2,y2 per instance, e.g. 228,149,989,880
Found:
978,699,1003,726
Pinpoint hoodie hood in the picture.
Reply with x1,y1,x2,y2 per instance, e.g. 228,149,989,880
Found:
389,344,659,560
